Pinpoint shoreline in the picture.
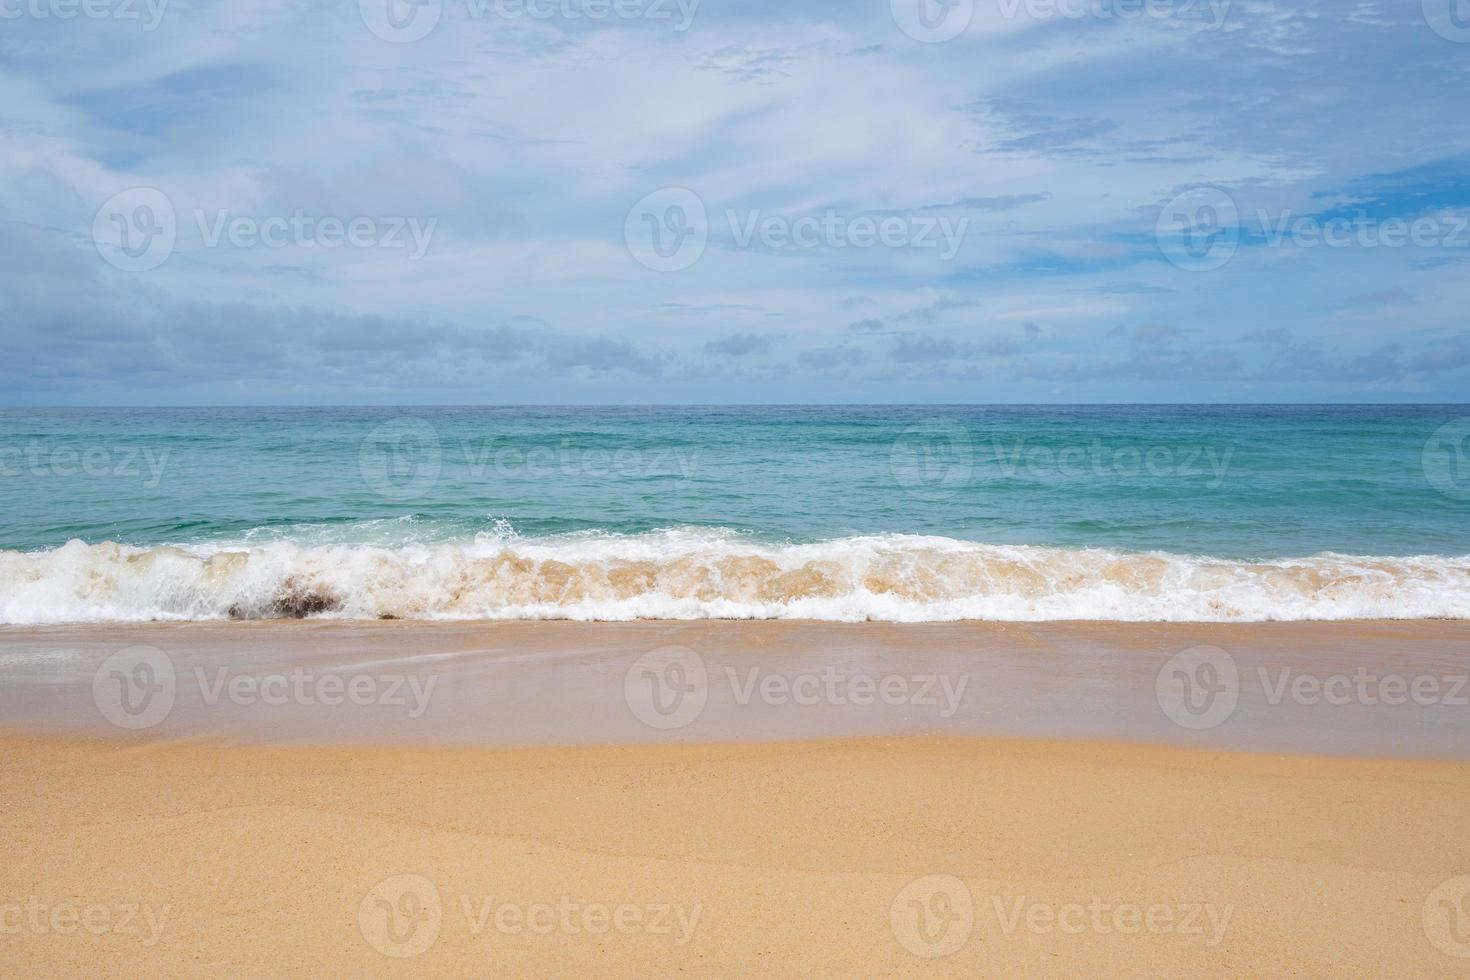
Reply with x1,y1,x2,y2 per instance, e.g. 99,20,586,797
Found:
3,618,1469,757
8,531,1470,624
3,734,1468,976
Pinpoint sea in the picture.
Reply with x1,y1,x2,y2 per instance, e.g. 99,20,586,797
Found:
1,405,1468,623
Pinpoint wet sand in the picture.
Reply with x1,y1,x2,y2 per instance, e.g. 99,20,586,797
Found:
2,619,1469,755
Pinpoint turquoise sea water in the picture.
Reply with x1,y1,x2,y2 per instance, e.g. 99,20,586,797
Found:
1,406,1468,622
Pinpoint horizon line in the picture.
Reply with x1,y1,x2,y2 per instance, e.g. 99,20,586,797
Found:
3,402,1470,410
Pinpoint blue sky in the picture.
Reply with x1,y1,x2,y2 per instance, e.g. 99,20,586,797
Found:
1,0,1468,404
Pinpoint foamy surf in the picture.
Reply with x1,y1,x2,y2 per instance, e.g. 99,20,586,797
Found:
1,528,1467,624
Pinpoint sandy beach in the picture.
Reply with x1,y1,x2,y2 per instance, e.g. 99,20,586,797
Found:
2,620,1469,975
2,733,1469,976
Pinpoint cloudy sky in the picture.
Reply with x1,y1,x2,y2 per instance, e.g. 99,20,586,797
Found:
2,0,1468,404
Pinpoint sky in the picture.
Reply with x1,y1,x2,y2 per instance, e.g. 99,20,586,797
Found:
1,0,1468,404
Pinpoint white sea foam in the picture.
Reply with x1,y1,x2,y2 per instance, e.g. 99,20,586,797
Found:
1,528,1467,624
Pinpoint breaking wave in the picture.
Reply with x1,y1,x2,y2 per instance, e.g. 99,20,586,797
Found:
1,527,1468,624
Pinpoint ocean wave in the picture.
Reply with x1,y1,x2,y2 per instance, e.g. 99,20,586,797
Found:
1,528,1468,624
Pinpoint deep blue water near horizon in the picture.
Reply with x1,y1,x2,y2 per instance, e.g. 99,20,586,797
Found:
1,404,1468,560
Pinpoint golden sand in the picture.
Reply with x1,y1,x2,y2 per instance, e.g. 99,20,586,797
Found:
3,734,1469,977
